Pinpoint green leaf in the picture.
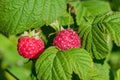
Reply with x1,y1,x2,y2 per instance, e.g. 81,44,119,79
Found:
81,1,111,16
69,1,91,25
78,16,109,59
79,12,120,59
69,1,112,60
115,69,120,80
99,12,120,46
92,63,110,80
66,48,94,80
0,0,66,35
78,12,120,59
36,46,72,80
35,47,94,80
58,12,74,25
69,0,111,25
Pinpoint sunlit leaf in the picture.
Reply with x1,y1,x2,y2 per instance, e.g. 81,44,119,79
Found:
0,0,66,35
36,47,94,80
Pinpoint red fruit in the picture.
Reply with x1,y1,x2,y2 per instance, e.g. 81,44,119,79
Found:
17,37,44,59
53,29,81,50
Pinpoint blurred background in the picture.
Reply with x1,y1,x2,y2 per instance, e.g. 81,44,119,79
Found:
0,0,120,80
0,34,32,80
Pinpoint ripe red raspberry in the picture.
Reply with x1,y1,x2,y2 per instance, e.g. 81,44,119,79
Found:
53,29,81,50
17,37,44,59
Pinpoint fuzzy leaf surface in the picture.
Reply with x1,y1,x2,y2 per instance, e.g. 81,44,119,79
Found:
99,12,120,46
66,48,94,80
35,47,94,80
78,12,120,59
78,16,109,59
0,0,66,35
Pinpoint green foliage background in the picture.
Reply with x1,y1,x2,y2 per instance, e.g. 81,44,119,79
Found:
0,0,120,80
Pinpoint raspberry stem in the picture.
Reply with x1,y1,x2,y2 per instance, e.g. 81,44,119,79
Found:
29,29,32,37
68,7,71,29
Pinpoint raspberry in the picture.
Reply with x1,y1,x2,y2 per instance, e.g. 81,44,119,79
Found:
17,37,44,59
53,29,81,50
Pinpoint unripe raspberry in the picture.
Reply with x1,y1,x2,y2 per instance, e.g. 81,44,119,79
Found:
17,37,44,59
53,29,81,50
